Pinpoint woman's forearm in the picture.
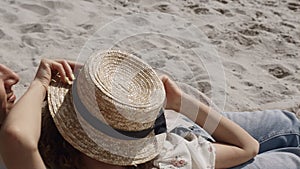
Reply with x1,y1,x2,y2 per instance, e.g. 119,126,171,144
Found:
179,94,259,168
1,80,45,145
0,80,46,169
0,59,78,169
211,117,259,168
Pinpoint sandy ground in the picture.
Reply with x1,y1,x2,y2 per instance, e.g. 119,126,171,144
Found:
0,0,300,168
1,0,299,112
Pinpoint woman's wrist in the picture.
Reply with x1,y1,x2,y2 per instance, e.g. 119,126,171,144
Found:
173,92,189,113
177,93,200,121
30,80,48,99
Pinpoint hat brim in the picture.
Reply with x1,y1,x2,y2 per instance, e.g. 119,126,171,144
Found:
48,74,166,166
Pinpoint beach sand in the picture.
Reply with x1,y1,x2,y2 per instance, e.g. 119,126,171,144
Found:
1,0,299,113
0,0,300,168
0,0,300,112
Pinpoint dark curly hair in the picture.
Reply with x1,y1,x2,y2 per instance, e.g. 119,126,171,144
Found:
38,104,155,169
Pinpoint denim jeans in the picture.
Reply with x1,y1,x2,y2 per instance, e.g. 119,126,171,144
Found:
222,110,300,169
167,109,300,168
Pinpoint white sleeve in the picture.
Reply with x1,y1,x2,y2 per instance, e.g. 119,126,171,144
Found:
153,133,215,169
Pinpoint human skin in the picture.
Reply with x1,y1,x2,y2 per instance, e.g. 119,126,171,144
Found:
0,60,259,169
161,75,259,168
0,59,127,169
81,75,259,169
0,64,19,124
0,59,78,169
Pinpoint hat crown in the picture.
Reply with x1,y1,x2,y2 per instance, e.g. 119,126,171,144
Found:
76,50,166,131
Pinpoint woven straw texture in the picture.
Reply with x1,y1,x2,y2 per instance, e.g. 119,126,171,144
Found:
47,50,166,166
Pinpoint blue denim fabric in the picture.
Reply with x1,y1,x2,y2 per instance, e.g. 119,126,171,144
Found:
169,114,215,142
221,110,300,169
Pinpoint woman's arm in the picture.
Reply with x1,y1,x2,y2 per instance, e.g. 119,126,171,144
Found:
0,59,79,169
0,80,47,169
161,75,259,169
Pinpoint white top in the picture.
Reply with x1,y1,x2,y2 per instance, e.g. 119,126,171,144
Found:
152,110,216,169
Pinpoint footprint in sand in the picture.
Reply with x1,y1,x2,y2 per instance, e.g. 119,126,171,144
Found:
214,8,234,17
241,81,263,93
280,22,296,29
262,64,292,79
195,81,211,94
233,34,256,46
281,34,297,44
154,4,170,13
263,1,279,7
184,4,199,10
183,3,211,15
286,53,298,58
194,7,210,15
20,3,50,16
216,0,228,4
19,23,45,34
249,23,278,34
238,29,259,36
255,11,267,19
287,2,300,12
242,81,254,87
269,67,291,79
153,3,179,14
272,10,282,17
78,24,94,30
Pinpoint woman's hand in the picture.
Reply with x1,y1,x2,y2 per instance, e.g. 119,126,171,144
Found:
0,58,83,169
160,75,183,112
34,59,82,90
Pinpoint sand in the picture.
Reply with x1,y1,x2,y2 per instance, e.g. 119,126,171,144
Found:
1,0,299,112
0,0,300,168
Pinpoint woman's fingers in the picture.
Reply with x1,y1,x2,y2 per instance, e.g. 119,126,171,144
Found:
56,60,75,82
159,74,183,112
55,59,83,70
159,75,170,90
55,59,83,82
159,75,168,83
44,59,81,84
34,59,82,90
160,75,179,93
49,61,68,83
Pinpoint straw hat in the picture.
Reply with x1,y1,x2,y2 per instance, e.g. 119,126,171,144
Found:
47,50,167,166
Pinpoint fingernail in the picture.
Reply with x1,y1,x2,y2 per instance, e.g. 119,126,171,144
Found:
71,74,75,81
65,77,72,85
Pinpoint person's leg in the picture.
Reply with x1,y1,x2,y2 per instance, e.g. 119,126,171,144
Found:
221,110,300,153
221,110,300,169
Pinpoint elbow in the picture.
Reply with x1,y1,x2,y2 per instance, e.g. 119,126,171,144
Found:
253,140,260,156
0,125,38,152
246,139,259,159
0,125,19,146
